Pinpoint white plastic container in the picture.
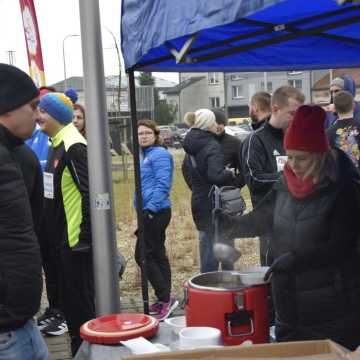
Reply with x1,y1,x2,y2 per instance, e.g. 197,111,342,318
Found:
178,327,222,349
238,266,269,285
164,316,186,335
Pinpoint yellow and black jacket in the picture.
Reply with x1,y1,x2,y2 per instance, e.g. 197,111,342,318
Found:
43,123,91,250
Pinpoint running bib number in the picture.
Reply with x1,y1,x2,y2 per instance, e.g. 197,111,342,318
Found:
44,172,54,199
276,156,288,172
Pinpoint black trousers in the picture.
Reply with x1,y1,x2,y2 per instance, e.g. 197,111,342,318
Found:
59,249,95,356
38,225,61,311
135,208,172,302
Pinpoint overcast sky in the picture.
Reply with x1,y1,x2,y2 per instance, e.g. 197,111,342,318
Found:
0,0,179,86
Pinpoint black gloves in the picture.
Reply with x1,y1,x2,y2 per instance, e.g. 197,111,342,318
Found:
264,252,295,281
143,209,155,221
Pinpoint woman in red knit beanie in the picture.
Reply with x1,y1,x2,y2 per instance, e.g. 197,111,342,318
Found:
218,105,360,350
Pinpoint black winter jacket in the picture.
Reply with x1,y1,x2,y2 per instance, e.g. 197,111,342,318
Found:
13,145,43,236
218,132,245,188
241,122,285,207
224,149,360,350
182,128,234,231
43,124,91,251
182,131,244,189
0,125,42,331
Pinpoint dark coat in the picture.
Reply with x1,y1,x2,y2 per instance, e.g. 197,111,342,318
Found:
0,125,42,331
13,144,43,235
240,122,285,207
182,128,234,231
225,149,360,350
218,132,245,188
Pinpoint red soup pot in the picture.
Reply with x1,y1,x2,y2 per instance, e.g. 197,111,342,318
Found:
184,271,269,346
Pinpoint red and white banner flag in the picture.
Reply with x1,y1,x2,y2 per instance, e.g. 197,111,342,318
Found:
19,0,46,87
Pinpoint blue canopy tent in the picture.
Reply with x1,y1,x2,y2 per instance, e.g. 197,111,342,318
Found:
120,0,360,313
122,0,360,72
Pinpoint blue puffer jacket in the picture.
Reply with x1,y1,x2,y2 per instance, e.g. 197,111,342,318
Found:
138,145,173,212
325,74,360,128
25,126,49,173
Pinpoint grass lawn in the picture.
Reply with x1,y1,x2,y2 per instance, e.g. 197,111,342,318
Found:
112,150,259,301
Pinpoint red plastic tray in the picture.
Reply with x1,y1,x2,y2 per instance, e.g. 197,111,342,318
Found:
80,313,159,344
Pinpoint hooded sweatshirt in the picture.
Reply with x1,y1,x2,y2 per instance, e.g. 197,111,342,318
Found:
325,74,360,128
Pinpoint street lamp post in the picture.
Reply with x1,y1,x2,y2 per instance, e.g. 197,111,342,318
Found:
62,34,80,90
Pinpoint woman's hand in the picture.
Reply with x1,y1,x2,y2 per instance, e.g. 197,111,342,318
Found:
143,209,155,221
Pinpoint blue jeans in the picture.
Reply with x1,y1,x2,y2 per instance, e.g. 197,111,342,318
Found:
198,231,219,273
0,319,48,360
199,231,236,272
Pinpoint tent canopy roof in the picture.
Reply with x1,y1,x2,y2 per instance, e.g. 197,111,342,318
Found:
121,0,360,72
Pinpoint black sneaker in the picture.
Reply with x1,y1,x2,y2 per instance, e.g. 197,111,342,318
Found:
37,307,60,331
42,316,68,336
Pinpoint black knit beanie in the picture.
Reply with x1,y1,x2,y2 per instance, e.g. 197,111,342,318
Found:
0,64,39,115
212,108,228,126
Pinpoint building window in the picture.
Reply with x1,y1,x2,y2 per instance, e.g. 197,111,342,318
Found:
288,79,302,89
230,74,244,81
208,72,220,85
232,85,244,99
209,97,220,108
260,81,273,92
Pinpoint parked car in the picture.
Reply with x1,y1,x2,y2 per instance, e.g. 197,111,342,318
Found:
237,123,253,132
158,125,182,148
177,128,188,141
225,125,252,141
159,127,174,146
227,117,251,126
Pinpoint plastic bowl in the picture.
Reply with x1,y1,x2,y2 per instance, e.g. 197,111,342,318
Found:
179,327,221,349
239,266,269,285
164,316,186,335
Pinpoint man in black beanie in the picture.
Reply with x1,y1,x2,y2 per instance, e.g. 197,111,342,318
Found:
0,63,48,359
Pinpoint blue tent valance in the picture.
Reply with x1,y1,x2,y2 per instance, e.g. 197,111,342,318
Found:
121,0,360,72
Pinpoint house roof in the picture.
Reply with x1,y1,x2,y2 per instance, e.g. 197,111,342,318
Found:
162,76,205,95
313,69,360,91
51,76,85,92
51,75,176,92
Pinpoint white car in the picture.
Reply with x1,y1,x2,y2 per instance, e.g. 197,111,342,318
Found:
224,125,252,141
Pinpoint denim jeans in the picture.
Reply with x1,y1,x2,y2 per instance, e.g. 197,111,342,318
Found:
0,319,48,360
199,231,236,272
198,231,219,273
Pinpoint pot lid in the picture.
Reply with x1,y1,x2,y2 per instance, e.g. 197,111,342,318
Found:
80,313,159,344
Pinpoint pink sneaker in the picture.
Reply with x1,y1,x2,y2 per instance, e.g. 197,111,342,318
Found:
154,298,179,321
149,301,162,315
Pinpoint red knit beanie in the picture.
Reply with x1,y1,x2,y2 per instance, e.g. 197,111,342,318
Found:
284,105,330,153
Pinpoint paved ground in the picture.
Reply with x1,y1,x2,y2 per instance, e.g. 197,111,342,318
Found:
41,297,185,359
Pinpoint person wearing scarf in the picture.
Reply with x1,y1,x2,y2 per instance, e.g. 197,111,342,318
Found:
218,105,360,350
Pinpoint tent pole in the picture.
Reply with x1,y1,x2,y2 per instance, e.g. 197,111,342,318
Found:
78,0,120,316
128,69,149,315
